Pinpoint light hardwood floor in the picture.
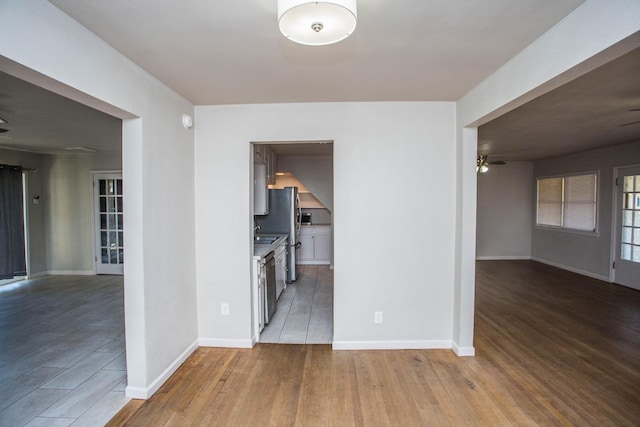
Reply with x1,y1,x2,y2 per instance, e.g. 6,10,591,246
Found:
108,260,640,426
0,275,127,426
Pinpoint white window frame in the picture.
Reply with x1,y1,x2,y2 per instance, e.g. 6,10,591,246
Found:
536,171,599,235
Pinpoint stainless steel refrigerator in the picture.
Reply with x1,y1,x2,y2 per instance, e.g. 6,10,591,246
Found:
255,187,301,283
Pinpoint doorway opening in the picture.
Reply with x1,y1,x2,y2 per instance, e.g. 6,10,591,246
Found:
251,140,334,344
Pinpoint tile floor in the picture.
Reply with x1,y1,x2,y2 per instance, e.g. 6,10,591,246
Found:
0,275,128,426
260,265,333,344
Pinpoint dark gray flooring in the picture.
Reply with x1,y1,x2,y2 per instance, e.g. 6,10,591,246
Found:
0,275,128,426
260,265,333,344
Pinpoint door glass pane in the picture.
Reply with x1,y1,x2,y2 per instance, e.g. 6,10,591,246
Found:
110,248,118,264
108,214,117,229
625,194,634,209
624,176,634,191
98,178,124,266
621,174,640,265
106,197,116,213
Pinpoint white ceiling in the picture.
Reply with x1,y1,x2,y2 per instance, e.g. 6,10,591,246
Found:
0,71,121,154
478,46,640,161
48,0,585,105
2,1,638,161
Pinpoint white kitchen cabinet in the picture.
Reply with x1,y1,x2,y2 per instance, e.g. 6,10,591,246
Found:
299,226,331,264
253,163,268,215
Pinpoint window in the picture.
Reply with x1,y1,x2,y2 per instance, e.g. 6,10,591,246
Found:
536,173,597,232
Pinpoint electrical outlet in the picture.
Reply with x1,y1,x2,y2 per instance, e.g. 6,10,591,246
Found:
221,303,230,316
374,311,383,324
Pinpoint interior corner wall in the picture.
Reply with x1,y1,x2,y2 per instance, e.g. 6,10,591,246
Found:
277,155,333,211
532,140,640,280
476,162,533,259
0,0,198,398
195,102,457,349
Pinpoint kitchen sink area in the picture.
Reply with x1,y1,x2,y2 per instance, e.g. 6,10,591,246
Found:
254,235,281,244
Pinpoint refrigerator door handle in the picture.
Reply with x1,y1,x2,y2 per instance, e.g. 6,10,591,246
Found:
295,192,302,234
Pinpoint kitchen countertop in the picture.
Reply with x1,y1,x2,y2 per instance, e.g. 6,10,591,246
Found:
253,234,288,260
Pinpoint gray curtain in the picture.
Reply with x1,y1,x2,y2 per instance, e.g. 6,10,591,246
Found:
0,164,27,279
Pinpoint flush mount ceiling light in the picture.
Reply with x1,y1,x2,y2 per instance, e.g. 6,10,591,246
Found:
278,0,357,46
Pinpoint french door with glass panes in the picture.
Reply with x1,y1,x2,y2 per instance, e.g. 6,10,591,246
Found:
614,166,640,290
94,173,124,275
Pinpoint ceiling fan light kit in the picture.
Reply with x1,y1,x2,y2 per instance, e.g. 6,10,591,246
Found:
278,0,357,46
477,155,506,173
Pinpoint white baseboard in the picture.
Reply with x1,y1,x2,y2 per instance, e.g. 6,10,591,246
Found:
452,342,475,356
29,271,48,278
476,256,531,261
47,270,95,276
531,257,610,282
199,338,254,348
332,340,452,351
125,338,199,399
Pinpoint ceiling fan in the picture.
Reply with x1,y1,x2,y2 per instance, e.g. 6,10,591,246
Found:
476,155,506,173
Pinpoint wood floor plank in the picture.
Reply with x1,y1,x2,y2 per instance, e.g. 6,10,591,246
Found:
108,260,640,426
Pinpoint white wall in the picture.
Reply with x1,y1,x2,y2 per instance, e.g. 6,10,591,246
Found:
195,102,457,349
476,162,533,259
0,150,123,275
43,153,121,273
532,141,640,280
0,0,197,398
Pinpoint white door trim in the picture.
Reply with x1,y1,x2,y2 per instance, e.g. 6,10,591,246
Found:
611,164,640,289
